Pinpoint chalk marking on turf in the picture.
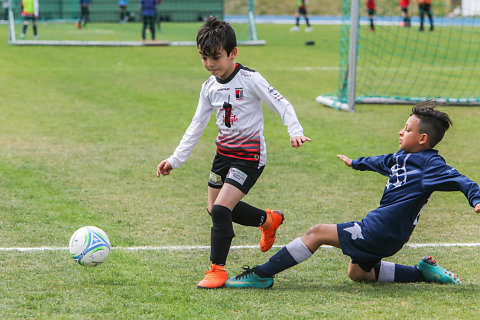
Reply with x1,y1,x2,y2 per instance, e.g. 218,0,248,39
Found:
1,243,480,252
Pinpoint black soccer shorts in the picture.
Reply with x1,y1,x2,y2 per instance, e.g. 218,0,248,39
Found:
208,152,264,194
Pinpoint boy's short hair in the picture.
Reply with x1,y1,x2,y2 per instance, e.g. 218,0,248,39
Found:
196,16,237,57
411,100,453,148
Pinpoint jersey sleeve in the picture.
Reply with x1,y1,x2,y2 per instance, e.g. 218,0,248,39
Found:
422,156,480,208
252,72,304,138
166,85,214,169
351,153,395,177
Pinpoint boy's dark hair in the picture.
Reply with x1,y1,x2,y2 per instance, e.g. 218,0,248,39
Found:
196,16,237,56
411,100,453,148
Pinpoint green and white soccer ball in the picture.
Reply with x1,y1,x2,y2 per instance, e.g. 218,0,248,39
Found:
69,226,111,267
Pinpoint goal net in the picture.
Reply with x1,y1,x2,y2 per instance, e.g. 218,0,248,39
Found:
7,0,264,46
317,0,480,111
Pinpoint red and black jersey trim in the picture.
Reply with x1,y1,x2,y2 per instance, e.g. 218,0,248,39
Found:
216,133,261,162
215,63,255,84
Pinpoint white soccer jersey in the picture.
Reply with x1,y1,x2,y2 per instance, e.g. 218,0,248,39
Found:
167,64,304,169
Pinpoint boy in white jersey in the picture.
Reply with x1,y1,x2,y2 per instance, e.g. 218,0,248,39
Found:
157,16,311,289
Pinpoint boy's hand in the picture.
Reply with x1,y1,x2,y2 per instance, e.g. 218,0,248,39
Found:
337,154,353,167
157,160,173,177
475,203,480,214
291,136,311,149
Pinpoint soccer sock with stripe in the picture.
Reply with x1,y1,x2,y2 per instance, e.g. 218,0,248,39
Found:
256,237,312,277
375,261,425,283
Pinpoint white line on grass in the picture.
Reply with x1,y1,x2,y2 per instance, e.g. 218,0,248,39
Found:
1,243,480,252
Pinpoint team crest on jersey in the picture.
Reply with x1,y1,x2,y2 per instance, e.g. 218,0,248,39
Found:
235,88,244,100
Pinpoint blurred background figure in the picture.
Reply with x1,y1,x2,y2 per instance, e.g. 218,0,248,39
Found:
418,0,434,31
399,0,411,27
119,0,127,23
291,0,312,32
20,0,39,39
366,0,375,31
141,0,157,41
2,0,9,21
76,0,91,29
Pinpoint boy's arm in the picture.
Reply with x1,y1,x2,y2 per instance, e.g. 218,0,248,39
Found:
346,153,395,177
252,73,310,147
161,88,213,171
337,154,353,167
423,156,480,210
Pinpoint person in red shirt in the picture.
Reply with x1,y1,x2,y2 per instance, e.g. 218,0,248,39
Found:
366,0,375,31
399,0,411,27
418,0,434,31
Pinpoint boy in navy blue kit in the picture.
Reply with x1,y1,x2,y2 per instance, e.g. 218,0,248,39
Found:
226,101,480,288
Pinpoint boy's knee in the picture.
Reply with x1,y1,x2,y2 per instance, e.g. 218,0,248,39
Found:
304,223,327,237
210,204,235,237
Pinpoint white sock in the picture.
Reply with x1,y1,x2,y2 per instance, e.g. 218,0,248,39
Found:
285,237,312,263
377,261,395,282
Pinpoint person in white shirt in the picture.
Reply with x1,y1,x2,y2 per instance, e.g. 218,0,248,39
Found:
157,16,311,289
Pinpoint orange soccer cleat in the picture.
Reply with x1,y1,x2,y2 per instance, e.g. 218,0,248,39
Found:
197,263,228,289
259,209,285,252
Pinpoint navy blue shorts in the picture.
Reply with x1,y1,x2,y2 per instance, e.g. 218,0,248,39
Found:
208,152,264,194
337,221,384,272
297,7,307,15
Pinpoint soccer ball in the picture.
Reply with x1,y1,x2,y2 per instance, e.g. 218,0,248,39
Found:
69,226,111,267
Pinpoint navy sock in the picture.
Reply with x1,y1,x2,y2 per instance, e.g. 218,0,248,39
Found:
257,238,312,277
377,261,425,283
257,247,297,277
395,264,425,283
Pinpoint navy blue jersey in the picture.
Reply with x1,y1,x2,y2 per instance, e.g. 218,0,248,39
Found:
347,149,480,258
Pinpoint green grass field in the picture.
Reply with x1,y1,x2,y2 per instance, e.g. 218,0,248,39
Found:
1,22,480,319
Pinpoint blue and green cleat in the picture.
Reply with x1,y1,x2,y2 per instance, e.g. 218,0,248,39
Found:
225,266,274,289
417,256,462,285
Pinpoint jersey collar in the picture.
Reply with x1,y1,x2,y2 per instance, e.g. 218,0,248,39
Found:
216,63,243,84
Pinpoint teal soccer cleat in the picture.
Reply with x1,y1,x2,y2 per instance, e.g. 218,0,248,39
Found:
225,266,274,289
417,256,462,285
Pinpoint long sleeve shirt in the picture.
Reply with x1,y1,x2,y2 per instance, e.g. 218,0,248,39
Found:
167,63,304,169
351,149,480,256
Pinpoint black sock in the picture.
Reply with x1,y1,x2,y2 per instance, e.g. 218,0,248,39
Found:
210,204,235,265
231,201,266,227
